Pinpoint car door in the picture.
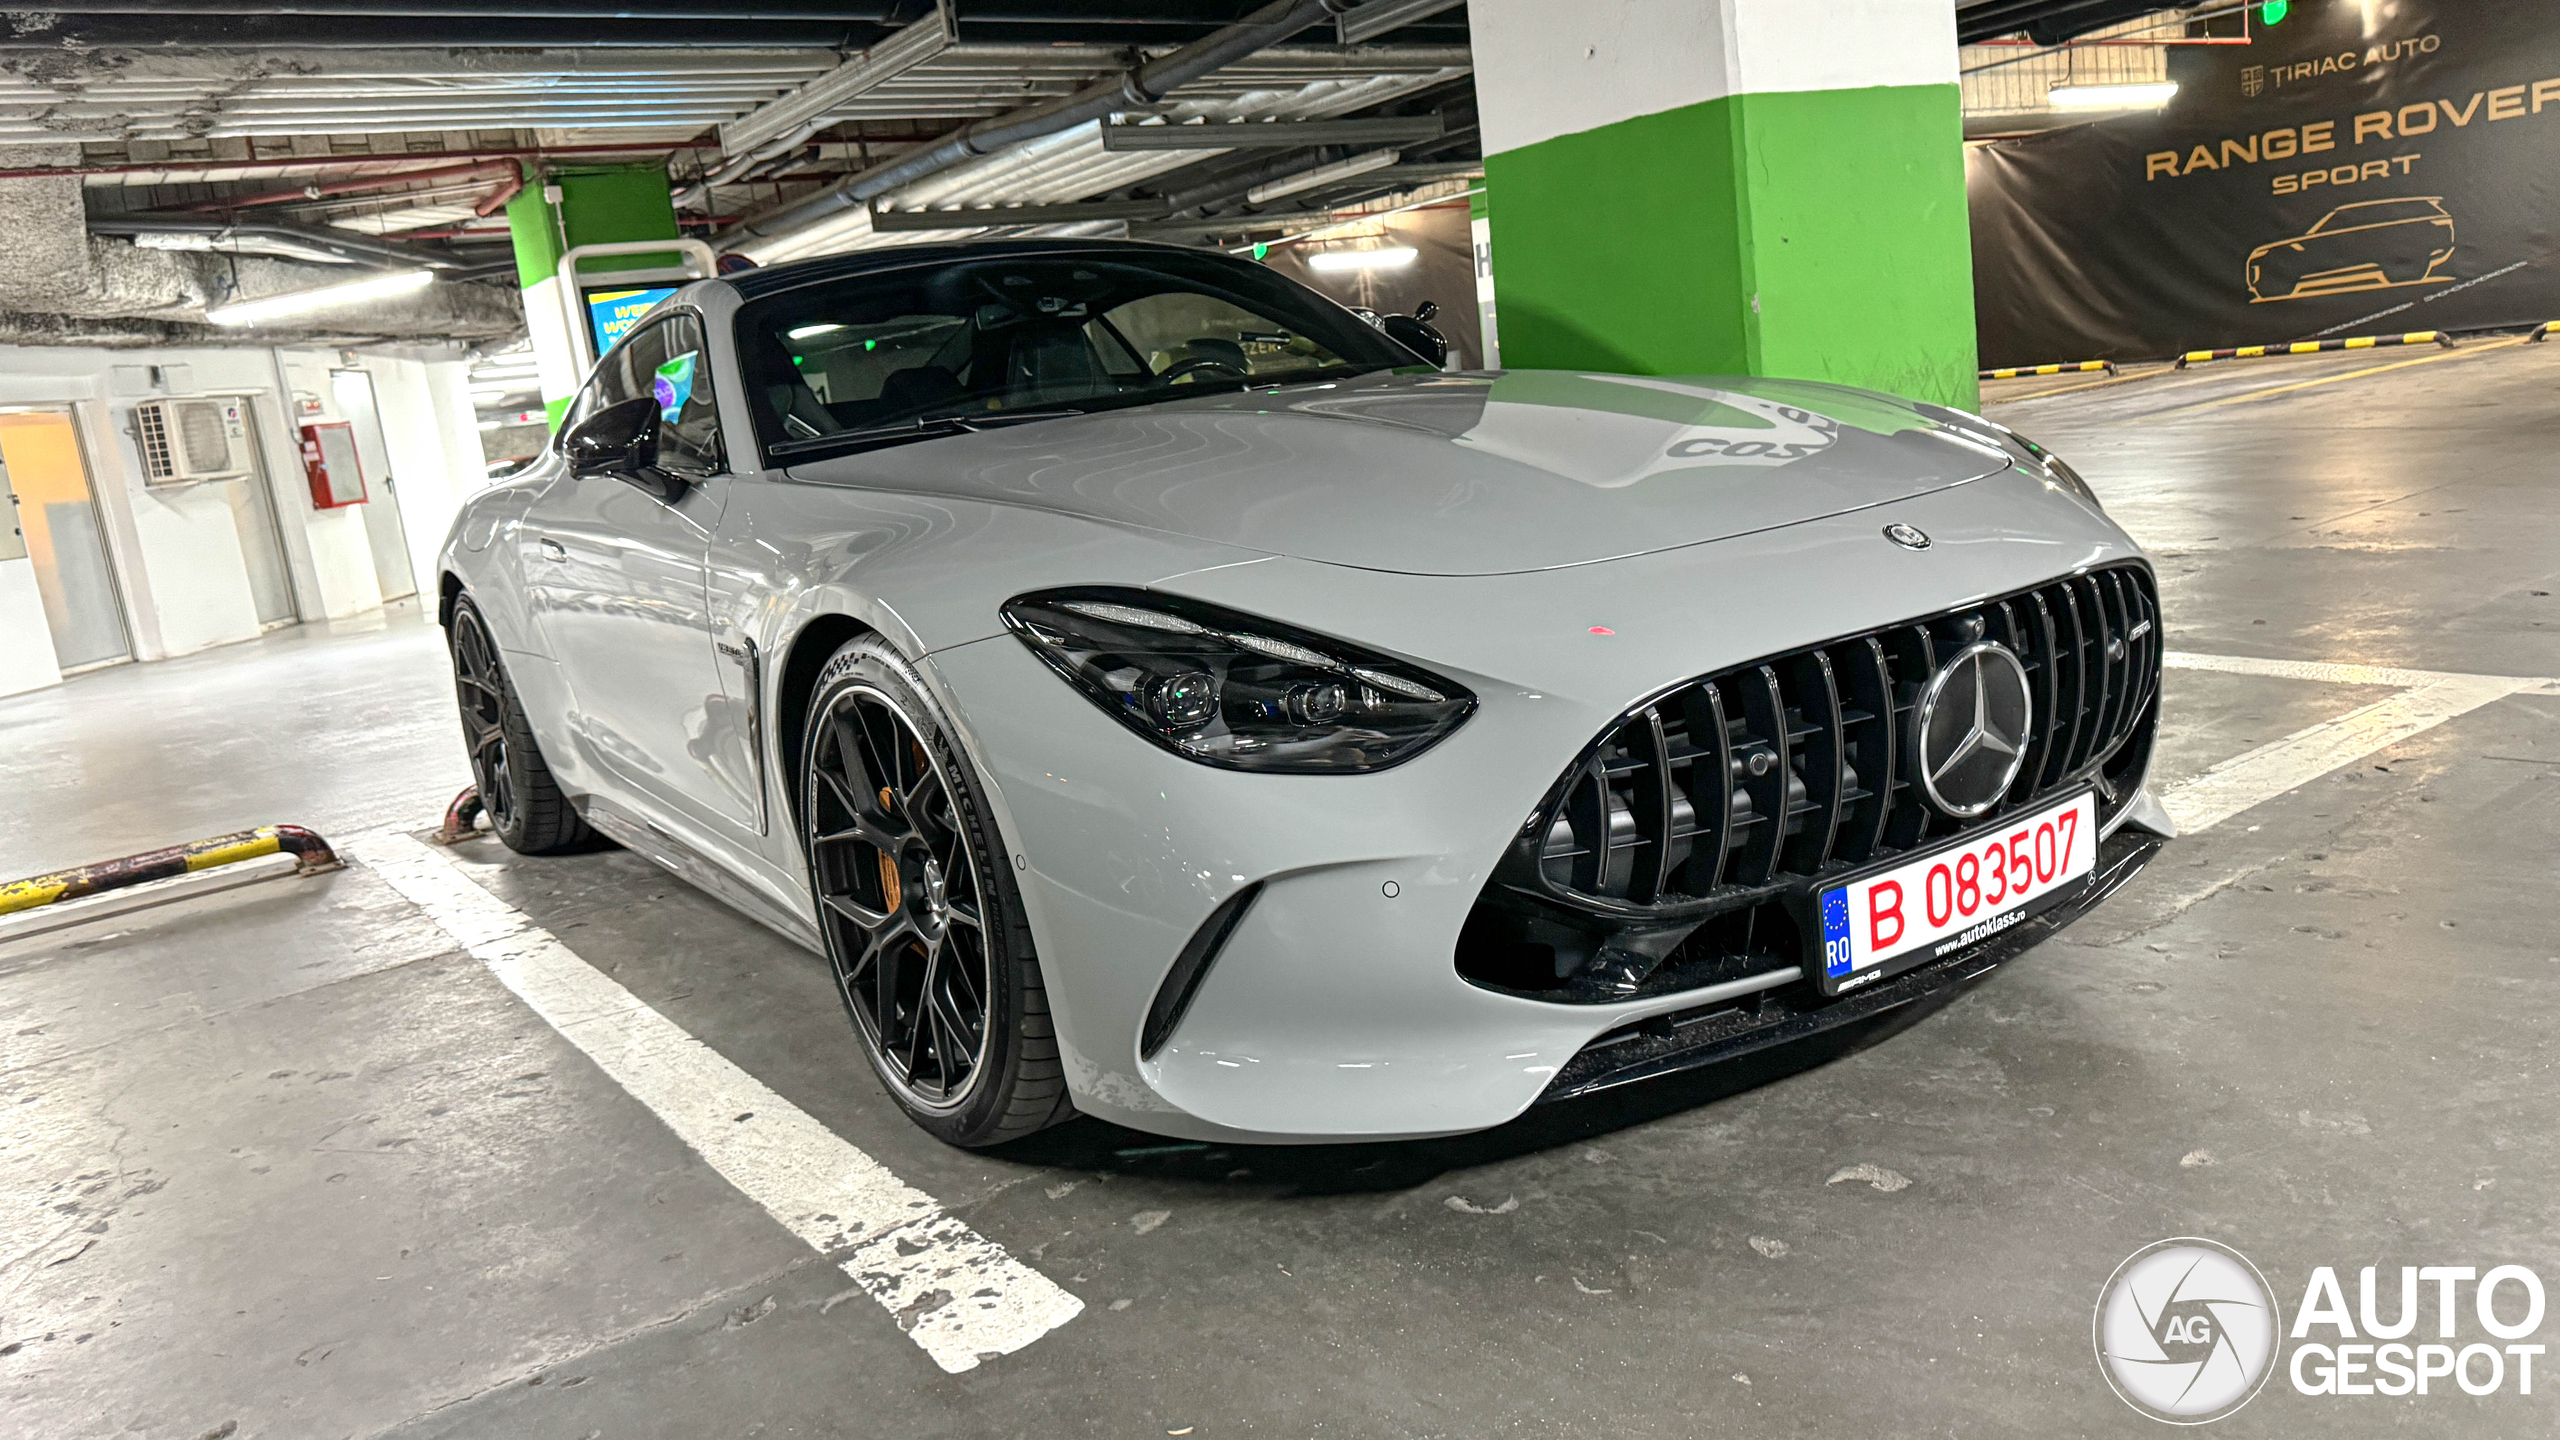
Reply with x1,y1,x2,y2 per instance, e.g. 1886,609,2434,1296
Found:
522,310,758,838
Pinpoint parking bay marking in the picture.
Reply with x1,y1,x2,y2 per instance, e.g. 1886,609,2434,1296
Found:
2159,651,2560,833
346,829,1082,1374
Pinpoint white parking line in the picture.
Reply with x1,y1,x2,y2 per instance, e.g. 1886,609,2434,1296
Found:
2159,652,2560,833
347,829,1082,1374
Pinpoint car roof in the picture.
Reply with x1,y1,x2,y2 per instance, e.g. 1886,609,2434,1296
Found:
722,236,1243,301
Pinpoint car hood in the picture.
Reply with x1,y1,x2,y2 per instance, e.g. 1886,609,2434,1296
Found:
783,369,2019,577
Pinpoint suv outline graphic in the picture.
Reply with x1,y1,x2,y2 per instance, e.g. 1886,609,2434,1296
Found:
2246,197,2456,303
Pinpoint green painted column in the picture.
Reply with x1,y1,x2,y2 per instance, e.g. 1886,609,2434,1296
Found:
1470,1,1978,407
505,163,682,428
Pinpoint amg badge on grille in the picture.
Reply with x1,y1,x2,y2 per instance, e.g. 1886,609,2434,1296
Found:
1916,641,2033,817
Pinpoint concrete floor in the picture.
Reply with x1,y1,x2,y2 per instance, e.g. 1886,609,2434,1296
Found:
5,342,2559,1438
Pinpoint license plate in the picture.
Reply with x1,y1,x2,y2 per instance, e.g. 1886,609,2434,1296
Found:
1817,790,2098,994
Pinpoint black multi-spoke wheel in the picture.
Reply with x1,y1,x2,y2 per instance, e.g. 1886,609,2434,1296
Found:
446,595,594,855
802,637,1071,1146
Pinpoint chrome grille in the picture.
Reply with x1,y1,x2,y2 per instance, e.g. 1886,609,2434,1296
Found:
1458,563,2161,1001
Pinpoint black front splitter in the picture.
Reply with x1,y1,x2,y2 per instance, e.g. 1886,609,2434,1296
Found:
1536,826,2167,1105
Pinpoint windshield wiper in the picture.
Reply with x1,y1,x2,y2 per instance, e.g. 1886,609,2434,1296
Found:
949,407,1095,429
766,416,974,458
766,406,1098,462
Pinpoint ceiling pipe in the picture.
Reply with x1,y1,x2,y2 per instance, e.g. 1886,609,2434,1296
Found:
180,158,521,213
87,215,468,269
0,141,690,185
473,168,527,218
721,0,1373,253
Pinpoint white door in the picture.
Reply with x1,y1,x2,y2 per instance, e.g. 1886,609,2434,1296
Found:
330,369,417,603
0,409,129,671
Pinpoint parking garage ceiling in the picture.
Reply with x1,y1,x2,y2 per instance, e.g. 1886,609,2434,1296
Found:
0,1,2189,344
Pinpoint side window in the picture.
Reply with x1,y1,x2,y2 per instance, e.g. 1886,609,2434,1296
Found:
561,322,659,437
649,314,723,474
565,315,723,475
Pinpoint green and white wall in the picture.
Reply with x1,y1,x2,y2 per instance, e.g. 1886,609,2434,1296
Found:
1471,0,1978,407
505,165,684,428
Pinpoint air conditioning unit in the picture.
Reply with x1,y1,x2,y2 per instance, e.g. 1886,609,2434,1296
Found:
134,397,253,485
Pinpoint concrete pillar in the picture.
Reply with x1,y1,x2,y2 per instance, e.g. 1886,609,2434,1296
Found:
505,165,682,428
1470,0,1977,406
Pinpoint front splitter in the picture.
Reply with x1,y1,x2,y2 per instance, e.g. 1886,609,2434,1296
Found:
1536,826,2167,1105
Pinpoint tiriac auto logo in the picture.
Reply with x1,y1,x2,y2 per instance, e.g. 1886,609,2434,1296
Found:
2096,1239,2281,1423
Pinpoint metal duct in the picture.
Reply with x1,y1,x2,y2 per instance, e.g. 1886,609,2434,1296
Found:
740,65,1462,264
86,216,466,270
722,0,1373,252
720,1,955,154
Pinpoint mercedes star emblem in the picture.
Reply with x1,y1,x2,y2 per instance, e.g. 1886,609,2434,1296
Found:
1915,641,2034,817
1883,523,1932,550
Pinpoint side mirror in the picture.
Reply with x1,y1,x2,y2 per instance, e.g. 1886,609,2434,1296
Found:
563,395,684,501
1413,299,1440,323
1380,313,1449,369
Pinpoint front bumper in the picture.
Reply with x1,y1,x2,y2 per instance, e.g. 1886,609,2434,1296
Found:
922,469,2164,1143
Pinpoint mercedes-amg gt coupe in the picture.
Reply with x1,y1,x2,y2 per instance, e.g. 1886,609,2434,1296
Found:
439,239,2169,1148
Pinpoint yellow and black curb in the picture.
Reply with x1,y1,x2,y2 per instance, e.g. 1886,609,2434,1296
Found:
0,825,341,918
2176,331,2453,367
1981,360,2115,380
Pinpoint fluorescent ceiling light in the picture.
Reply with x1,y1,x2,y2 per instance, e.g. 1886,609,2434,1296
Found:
1307,246,1418,272
788,322,845,339
2048,82,2178,110
205,269,433,326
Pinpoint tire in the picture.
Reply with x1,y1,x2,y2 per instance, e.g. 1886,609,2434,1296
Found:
447,595,598,856
800,636,1072,1148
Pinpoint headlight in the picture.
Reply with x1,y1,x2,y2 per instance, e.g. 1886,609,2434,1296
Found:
1001,587,1476,773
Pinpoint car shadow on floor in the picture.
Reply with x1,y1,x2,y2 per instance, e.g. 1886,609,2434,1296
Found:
993,983,1972,1196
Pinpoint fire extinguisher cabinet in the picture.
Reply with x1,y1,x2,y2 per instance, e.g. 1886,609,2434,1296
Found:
299,421,367,509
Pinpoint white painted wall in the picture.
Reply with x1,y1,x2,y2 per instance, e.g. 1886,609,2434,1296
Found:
124,479,260,655
0,555,62,698
1473,0,1959,155
0,336,485,688
276,347,500,617
362,356,463,597
270,348,387,621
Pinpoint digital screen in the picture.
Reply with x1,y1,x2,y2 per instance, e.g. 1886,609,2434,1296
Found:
585,285,679,355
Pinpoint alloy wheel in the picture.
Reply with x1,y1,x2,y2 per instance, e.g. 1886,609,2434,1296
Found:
449,606,515,829
806,686,993,1109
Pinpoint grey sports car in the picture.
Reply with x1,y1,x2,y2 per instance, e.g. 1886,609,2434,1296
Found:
438,239,2170,1148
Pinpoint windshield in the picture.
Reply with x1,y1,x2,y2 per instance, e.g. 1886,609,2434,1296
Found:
735,247,1418,462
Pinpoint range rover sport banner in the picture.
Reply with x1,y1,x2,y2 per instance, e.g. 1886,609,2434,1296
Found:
1967,0,2560,366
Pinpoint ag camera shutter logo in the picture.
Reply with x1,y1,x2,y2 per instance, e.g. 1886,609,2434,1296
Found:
2095,1238,2281,1423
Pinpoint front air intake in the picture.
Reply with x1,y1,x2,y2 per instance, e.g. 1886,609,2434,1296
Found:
1140,883,1261,1059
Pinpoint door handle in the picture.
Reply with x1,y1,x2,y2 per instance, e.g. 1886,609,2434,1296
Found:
537,537,566,562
